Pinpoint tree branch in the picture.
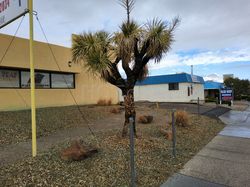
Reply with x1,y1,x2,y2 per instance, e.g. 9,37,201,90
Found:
134,37,139,57
139,39,150,58
122,57,134,78
132,38,151,76
102,70,126,92
110,57,123,80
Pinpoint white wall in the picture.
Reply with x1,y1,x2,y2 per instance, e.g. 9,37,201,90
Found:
119,83,204,103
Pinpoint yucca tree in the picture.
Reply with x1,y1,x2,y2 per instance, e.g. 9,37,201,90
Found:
72,0,179,137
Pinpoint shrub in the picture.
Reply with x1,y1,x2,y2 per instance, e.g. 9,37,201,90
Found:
175,110,189,127
110,107,121,114
138,115,153,124
97,99,112,106
165,130,172,140
138,116,147,123
107,99,112,105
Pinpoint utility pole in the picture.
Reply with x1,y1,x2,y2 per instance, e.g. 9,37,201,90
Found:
29,0,37,157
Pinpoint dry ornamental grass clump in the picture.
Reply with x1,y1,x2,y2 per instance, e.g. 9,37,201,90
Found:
175,110,189,127
110,107,122,114
138,115,153,124
97,99,112,106
61,140,98,161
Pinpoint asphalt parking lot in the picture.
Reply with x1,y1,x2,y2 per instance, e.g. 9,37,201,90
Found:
136,102,231,118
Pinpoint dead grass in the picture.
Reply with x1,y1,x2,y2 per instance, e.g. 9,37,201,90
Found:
110,107,121,114
175,110,189,127
97,99,112,106
138,115,154,124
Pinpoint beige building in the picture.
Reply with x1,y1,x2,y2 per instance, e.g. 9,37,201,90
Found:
0,33,118,111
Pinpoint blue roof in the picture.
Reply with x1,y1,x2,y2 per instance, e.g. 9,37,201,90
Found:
204,81,224,90
136,73,204,85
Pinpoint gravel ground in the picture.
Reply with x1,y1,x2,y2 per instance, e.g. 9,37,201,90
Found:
0,114,225,187
0,105,111,146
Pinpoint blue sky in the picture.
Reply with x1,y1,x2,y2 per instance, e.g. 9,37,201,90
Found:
1,0,250,82
148,48,250,81
150,60,250,82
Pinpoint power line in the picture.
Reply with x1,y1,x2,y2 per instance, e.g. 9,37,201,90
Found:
34,13,99,144
0,15,29,108
0,15,26,66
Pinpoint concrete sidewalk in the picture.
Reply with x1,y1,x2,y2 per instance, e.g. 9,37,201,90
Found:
162,105,250,187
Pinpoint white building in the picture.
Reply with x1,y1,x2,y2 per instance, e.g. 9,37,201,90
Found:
119,73,205,103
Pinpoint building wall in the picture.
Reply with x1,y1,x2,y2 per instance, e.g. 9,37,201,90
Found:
205,89,219,98
119,83,204,103
0,34,118,111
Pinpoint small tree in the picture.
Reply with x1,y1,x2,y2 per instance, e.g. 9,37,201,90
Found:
224,77,250,100
72,0,179,136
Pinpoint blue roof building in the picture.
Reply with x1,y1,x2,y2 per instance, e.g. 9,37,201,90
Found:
136,73,205,85
204,81,224,99
204,81,224,90
119,73,205,103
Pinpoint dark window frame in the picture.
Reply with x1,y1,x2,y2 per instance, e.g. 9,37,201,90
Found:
0,69,20,89
20,71,51,89
168,83,179,90
51,73,75,89
0,67,75,89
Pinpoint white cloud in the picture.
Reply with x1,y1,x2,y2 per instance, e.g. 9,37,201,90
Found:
181,48,250,66
148,53,181,69
146,48,250,71
204,73,223,82
1,0,250,51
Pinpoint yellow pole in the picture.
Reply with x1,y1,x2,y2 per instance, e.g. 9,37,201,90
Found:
29,0,37,157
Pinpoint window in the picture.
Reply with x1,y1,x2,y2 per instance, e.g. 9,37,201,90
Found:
51,73,74,88
0,68,75,89
169,83,179,90
188,87,190,96
21,71,50,88
0,69,19,88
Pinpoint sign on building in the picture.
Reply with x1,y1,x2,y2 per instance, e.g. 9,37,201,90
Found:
0,69,19,87
221,89,233,101
0,0,28,29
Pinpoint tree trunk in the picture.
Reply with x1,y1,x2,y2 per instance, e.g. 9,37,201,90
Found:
122,89,136,137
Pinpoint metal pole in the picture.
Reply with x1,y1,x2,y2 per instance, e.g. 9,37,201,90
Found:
197,97,200,116
231,84,234,106
29,0,37,157
129,117,136,187
219,89,222,105
171,109,176,157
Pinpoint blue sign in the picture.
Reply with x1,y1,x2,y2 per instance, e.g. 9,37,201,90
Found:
221,89,233,101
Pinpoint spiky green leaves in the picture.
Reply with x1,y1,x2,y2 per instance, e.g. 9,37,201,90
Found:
145,17,180,62
72,31,113,77
71,15,179,84
114,20,141,62
120,20,139,37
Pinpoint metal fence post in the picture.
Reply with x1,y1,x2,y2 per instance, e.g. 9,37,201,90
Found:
172,109,176,158
129,117,136,187
197,97,200,116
